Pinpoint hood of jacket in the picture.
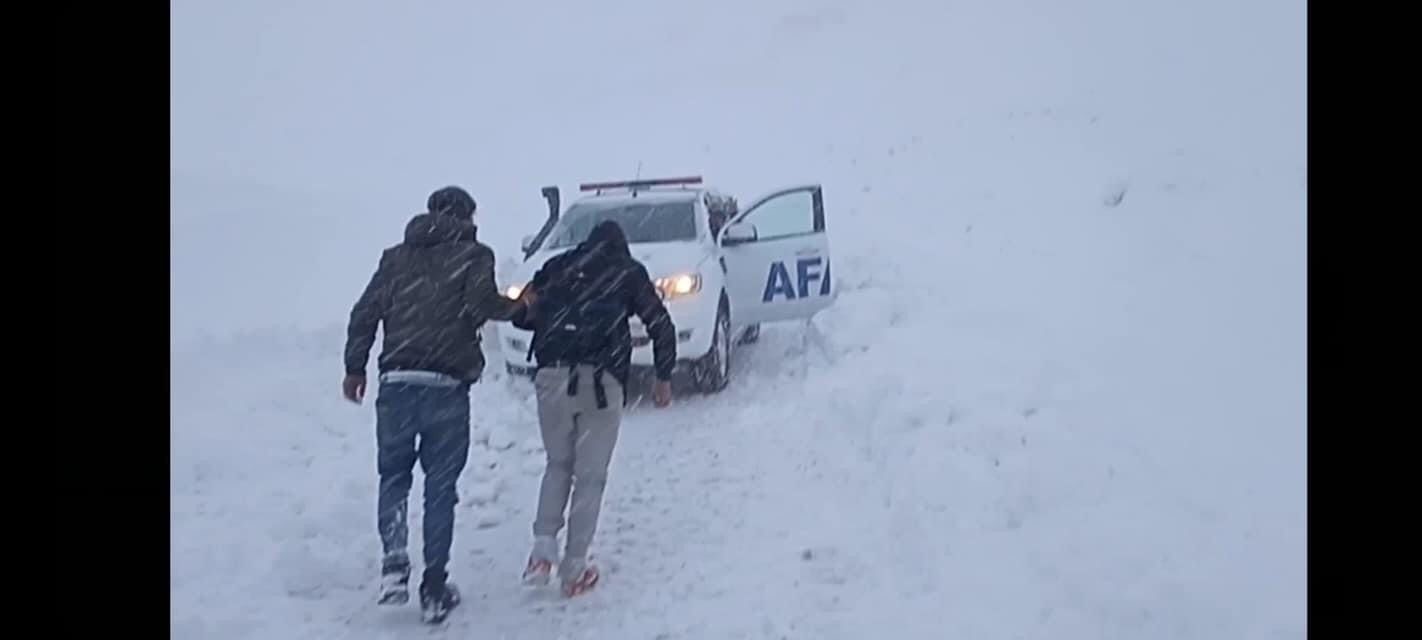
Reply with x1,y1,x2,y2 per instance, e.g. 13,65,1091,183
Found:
403,213,475,247
427,186,477,220
580,220,631,258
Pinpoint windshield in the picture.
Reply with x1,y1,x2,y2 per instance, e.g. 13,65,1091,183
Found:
545,199,698,249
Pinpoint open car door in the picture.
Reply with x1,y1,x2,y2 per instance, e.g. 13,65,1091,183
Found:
720,185,836,325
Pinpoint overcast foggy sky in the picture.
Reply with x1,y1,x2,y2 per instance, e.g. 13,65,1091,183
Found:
171,0,1300,214
170,0,1303,339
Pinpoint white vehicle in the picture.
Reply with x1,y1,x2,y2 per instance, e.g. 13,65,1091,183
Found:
496,176,836,393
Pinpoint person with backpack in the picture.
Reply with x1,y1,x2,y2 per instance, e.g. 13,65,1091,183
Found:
508,220,677,597
343,185,525,624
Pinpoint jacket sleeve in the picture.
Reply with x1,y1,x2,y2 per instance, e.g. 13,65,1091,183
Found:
464,245,519,324
345,251,392,376
629,264,677,381
508,256,557,330
506,270,537,330
507,298,533,330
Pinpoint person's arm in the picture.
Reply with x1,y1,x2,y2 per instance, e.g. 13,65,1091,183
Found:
463,246,521,323
507,290,537,330
509,258,556,330
629,264,677,383
343,251,392,402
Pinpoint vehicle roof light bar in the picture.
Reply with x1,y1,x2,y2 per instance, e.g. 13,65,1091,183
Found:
579,175,703,193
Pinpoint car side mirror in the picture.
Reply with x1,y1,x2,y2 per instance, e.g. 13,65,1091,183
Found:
721,222,757,246
521,234,537,253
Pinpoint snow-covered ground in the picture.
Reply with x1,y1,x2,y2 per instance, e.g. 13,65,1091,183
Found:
171,0,1305,638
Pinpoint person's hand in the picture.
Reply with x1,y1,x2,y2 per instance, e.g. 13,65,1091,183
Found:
343,374,367,404
652,380,672,408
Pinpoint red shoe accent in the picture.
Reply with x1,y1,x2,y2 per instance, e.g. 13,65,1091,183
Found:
523,558,553,585
562,566,600,597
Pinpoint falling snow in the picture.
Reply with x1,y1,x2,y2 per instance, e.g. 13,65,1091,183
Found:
171,0,1305,638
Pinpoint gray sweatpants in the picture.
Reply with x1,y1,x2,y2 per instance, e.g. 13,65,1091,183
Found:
531,365,624,566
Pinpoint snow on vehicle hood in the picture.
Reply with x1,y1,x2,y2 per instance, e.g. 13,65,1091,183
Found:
510,241,714,288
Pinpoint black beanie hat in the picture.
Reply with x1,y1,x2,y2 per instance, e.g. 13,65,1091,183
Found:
427,186,477,220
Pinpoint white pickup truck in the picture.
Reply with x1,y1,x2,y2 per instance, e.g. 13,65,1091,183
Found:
496,176,836,394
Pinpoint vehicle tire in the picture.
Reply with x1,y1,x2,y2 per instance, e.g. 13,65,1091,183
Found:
693,306,732,394
738,323,760,345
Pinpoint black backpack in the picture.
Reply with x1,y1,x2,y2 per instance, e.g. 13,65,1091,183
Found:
524,250,628,367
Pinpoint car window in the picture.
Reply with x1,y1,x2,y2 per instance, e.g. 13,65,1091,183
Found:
545,200,698,249
744,190,815,241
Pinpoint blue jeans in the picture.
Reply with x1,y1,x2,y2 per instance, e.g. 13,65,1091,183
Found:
375,381,471,582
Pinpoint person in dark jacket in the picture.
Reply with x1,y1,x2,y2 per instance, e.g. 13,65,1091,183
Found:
343,185,523,623
509,220,676,596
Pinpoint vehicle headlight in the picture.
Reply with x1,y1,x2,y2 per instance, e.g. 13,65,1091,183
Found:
654,273,702,300
504,284,526,299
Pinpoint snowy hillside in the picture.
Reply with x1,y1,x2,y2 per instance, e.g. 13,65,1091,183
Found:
171,0,1306,638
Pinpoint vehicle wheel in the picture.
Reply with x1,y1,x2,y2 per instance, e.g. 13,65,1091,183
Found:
693,307,732,394
738,323,760,345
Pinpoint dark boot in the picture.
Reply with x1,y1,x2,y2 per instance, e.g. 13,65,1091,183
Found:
419,570,461,624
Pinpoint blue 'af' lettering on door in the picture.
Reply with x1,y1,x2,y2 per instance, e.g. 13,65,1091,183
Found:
763,257,832,302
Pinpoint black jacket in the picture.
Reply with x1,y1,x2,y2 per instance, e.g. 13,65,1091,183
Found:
509,221,677,391
345,213,517,383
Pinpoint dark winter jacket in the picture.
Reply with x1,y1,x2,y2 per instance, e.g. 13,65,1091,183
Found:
510,221,677,391
344,212,518,383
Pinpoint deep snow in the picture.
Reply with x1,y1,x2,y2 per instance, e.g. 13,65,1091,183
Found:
171,0,1306,638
